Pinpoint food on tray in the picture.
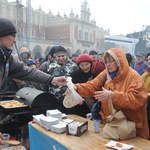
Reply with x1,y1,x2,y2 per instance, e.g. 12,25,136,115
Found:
0,100,26,108
116,143,123,147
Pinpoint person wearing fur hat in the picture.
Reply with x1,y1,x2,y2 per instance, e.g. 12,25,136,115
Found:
19,47,31,64
70,54,96,117
0,18,66,93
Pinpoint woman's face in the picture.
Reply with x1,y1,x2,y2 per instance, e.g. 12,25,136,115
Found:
79,62,91,73
105,56,118,73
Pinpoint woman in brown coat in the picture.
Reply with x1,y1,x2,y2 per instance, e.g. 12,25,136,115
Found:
74,48,149,139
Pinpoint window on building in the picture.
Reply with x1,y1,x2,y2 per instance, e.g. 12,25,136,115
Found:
85,32,88,41
41,31,45,39
79,31,82,40
32,30,35,37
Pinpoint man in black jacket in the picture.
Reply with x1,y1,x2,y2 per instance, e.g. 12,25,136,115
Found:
0,17,67,145
0,17,66,90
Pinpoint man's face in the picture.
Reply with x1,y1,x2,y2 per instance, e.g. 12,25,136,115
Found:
89,54,97,61
71,56,78,62
0,34,16,50
135,56,145,64
55,53,67,64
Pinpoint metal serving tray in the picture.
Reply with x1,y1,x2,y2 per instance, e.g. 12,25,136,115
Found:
0,100,28,109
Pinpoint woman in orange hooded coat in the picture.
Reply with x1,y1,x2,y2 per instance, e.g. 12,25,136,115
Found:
74,48,149,139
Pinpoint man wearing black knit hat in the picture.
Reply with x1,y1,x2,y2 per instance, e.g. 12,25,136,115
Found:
0,18,66,93
0,18,67,145
0,18,17,37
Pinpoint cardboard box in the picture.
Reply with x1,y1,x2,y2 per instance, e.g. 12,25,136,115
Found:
66,120,88,136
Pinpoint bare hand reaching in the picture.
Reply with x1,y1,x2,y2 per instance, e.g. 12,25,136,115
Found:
51,76,67,86
94,87,113,101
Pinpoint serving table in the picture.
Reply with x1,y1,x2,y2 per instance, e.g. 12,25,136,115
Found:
28,115,150,150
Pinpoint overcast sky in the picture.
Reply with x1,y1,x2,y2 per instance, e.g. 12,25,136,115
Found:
8,0,150,35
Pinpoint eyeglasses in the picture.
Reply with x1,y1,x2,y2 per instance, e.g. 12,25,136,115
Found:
11,34,16,38
105,59,115,65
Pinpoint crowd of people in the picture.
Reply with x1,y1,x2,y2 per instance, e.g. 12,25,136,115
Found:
0,17,150,148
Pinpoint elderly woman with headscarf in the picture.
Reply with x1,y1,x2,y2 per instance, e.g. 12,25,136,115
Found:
70,54,96,117
70,48,149,139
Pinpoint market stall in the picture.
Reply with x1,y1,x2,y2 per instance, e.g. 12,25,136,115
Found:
28,114,150,150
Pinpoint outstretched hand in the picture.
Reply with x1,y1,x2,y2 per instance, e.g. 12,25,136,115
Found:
51,76,67,86
94,87,113,101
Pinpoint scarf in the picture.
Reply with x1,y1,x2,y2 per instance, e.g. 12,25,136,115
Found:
0,46,12,57
103,70,118,86
0,46,12,78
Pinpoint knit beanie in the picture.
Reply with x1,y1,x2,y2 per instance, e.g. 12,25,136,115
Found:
27,59,36,66
89,50,97,55
0,18,17,37
55,46,67,55
48,46,58,57
76,54,93,65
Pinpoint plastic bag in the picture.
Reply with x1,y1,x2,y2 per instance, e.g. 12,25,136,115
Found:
63,77,83,108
